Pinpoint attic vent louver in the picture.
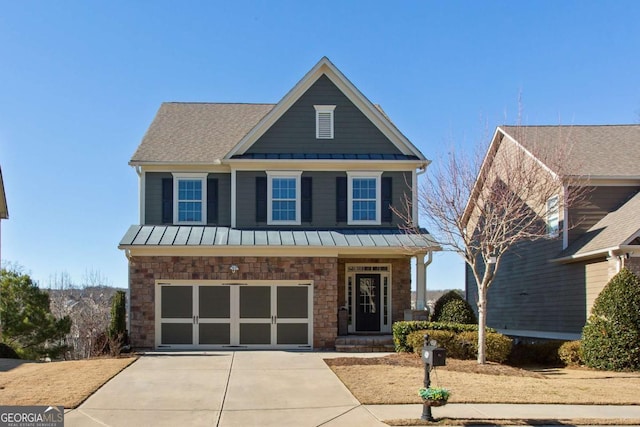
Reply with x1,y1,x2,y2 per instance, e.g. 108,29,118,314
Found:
314,105,335,139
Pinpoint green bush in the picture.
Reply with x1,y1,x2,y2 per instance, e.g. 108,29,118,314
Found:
405,329,511,362
458,331,512,363
558,340,583,367
508,341,564,366
406,330,458,356
432,291,466,320
392,320,494,352
582,268,640,371
431,291,477,324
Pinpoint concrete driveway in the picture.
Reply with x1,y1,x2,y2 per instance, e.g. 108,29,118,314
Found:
65,351,384,427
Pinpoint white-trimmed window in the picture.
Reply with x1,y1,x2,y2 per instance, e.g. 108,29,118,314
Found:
173,173,207,224
267,171,302,225
546,195,559,236
347,171,382,225
314,105,335,139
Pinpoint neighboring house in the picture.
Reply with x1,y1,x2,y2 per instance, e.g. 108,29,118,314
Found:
119,57,438,350
465,124,640,340
0,166,7,263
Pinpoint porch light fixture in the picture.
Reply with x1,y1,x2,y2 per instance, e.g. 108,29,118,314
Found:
230,265,239,274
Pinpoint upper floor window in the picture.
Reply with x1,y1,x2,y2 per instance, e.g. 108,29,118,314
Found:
314,105,335,139
347,172,382,225
546,195,559,236
173,173,207,224
267,171,302,225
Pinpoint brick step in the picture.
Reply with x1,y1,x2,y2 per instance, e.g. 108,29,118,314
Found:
334,335,395,352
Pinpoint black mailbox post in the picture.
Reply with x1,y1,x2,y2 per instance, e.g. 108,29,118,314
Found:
421,334,446,421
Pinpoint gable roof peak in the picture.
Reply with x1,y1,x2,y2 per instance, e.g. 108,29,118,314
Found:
225,57,427,161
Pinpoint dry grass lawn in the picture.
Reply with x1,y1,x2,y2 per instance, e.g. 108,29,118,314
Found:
0,356,136,408
325,354,640,405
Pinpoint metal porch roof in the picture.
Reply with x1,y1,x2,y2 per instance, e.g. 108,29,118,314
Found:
119,225,438,250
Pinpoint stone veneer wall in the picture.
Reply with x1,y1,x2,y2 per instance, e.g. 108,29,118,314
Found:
128,256,338,349
337,257,412,326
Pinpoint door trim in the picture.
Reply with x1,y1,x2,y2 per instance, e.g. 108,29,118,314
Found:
345,263,392,333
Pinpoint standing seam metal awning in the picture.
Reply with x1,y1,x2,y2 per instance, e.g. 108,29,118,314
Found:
119,225,439,249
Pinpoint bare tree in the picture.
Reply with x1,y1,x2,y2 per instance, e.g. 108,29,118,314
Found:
47,270,115,359
413,125,586,363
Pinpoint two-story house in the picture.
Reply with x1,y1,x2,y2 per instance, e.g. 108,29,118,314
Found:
119,57,438,350
465,124,640,341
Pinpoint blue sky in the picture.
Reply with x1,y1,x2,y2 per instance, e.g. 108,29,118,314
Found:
1,1,639,289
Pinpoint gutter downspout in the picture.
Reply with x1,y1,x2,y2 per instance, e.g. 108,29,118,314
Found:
134,166,144,225
414,164,427,228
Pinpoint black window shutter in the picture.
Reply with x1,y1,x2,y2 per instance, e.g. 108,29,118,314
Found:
161,178,173,224
255,176,267,223
382,177,393,223
336,176,347,223
207,178,219,224
301,177,312,223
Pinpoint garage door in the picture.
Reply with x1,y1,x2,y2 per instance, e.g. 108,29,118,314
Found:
155,282,313,349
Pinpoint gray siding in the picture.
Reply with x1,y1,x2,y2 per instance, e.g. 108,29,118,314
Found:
145,172,172,225
466,237,589,335
568,186,638,245
235,170,411,229
144,172,231,226
247,75,403,155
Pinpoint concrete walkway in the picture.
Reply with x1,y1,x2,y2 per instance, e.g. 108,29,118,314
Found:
65,351,640,426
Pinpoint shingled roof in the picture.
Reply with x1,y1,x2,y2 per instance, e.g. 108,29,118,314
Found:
557,190,640,261
500,125,640,177
130,103,275,164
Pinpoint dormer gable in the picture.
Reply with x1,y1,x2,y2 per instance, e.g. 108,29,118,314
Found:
226,57,425,160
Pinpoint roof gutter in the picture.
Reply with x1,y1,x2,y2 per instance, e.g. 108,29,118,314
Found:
553,244,640,264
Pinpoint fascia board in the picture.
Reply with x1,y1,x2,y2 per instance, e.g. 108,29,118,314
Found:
500,128,559,179
118,245,432,257
136,164,232,173
461,126,504,228
225,57,427,161
226,159,427,172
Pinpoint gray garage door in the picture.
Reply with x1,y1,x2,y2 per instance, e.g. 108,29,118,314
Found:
157,283,312,349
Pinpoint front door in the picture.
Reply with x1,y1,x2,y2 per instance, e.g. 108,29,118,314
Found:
355,274,381,331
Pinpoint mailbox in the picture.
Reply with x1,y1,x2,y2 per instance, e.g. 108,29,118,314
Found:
422,344,446,367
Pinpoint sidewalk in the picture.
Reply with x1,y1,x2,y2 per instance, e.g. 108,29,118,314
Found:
366,403,640,422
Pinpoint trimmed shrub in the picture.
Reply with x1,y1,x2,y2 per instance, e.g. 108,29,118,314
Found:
508,341,564,366
406,330,458,356
582,268,640,371
558,340,583,367
432,291,468,321
392,320,495,352
458,331,512,363
406,329,511,362
437,299,477,324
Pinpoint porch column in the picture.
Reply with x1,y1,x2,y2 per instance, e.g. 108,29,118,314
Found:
416,253,426,310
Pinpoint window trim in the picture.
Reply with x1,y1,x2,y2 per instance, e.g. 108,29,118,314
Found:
172,173,208,225
314,105,336,139
546,194,559,236
267,171,302,225
347,171,382,225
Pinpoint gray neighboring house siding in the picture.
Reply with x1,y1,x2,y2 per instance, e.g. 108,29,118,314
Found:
235,171,412,229
246,75,403,155
466,237,589,335
145,172,232,226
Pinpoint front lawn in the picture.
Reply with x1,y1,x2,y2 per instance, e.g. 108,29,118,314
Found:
325,353,640,405
0,356,136,408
